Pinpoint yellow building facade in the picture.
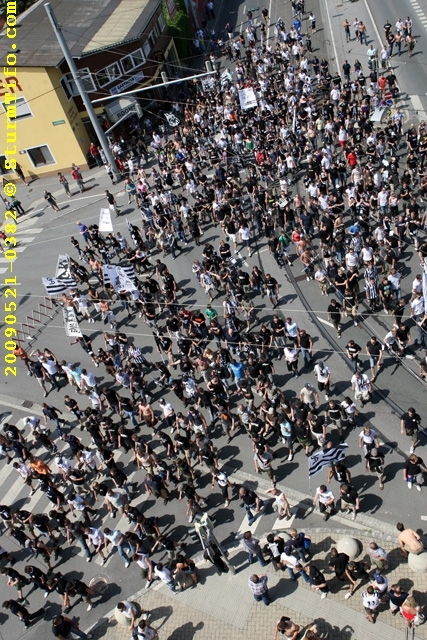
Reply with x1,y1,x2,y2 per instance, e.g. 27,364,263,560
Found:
0,0,179,179
0,66,92,180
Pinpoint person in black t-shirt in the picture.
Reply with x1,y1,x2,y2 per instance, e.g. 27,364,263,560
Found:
400,408,421,453
264,274,279,308
403,454,427,490
238,486,263,525
345,560,369,596
3,599,45,629
329,547,350,580
327,299,342,337
52,613,93,638
365,336,383,379
302,563,329,597
345,340,361,373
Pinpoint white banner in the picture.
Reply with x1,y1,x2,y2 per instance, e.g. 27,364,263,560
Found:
56,254,71,279
103,264,137,293
63,306,83,338
99,208,113,232
201,76,216,91
42,277,77,296
238,87,257,110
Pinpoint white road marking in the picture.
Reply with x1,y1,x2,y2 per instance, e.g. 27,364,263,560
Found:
318,317,334,328
237,503,266,535
271,512,296,530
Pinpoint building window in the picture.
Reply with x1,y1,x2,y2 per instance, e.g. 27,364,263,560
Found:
26,145,55,167
158,13,166,31
0,156,9,175
143,24,161,56
97,62,122,88
120,48,146,74
60,69,96,99
1,96,32,120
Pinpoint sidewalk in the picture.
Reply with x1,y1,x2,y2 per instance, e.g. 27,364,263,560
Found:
88,530,427,640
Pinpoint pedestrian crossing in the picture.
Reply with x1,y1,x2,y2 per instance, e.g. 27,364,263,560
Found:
0,227,44,275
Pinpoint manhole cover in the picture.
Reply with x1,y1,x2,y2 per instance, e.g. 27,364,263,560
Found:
89,575,110,596
22,400,33,408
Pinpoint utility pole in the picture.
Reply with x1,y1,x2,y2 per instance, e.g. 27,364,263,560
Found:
44,3,120,182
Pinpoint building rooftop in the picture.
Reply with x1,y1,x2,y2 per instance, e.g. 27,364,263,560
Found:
0,0,158,67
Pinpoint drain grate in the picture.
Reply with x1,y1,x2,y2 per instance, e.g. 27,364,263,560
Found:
22,400,33,408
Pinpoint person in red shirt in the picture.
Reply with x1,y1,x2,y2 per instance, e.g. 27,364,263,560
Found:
346,150,357,167
378,75,387,97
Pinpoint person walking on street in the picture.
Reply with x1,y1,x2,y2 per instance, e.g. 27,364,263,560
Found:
339,483,360,520
248,573,271,606
241,531,267,566
2,599,45,629
265,487,292,520
239,486,264,525
313,485,335,521
314,362,331,400
44,190,60,212
105,190,119,216
366,336,383,380
403,453,426,491
52,613,93,638
71,165,85,192
352,371,372,407
400,408,421,453
58,173,71,197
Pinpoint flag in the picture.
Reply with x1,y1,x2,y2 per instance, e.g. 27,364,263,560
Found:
42,277,77,295
308,444,348,478
102,263,136,292
126,218,134,235
55,254,72,279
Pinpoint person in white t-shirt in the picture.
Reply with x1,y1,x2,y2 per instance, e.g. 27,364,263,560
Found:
134,620,158,640
313,485,335,521
351,371,372,406
314,362,331,399
117,600,138,630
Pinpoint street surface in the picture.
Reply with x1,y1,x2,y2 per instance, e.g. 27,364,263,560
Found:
0,0,427,638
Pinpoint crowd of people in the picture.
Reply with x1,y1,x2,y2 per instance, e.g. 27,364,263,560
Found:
3,1,427,638
248,523,426,628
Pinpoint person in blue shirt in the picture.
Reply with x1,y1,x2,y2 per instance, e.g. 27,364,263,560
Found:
228,359,246,387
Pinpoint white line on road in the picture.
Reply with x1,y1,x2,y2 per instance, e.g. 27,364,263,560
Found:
318,317,334,328
323,0,340,73
237,503,266,535
271,512,296,530
362,0,385,46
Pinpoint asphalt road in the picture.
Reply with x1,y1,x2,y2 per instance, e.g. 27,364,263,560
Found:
1,0,427,638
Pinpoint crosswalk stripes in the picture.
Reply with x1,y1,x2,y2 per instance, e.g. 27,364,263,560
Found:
0,412,284,567
271,511,296,531
0,227,44,274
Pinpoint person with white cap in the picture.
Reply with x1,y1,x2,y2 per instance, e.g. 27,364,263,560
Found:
299,382,319,409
